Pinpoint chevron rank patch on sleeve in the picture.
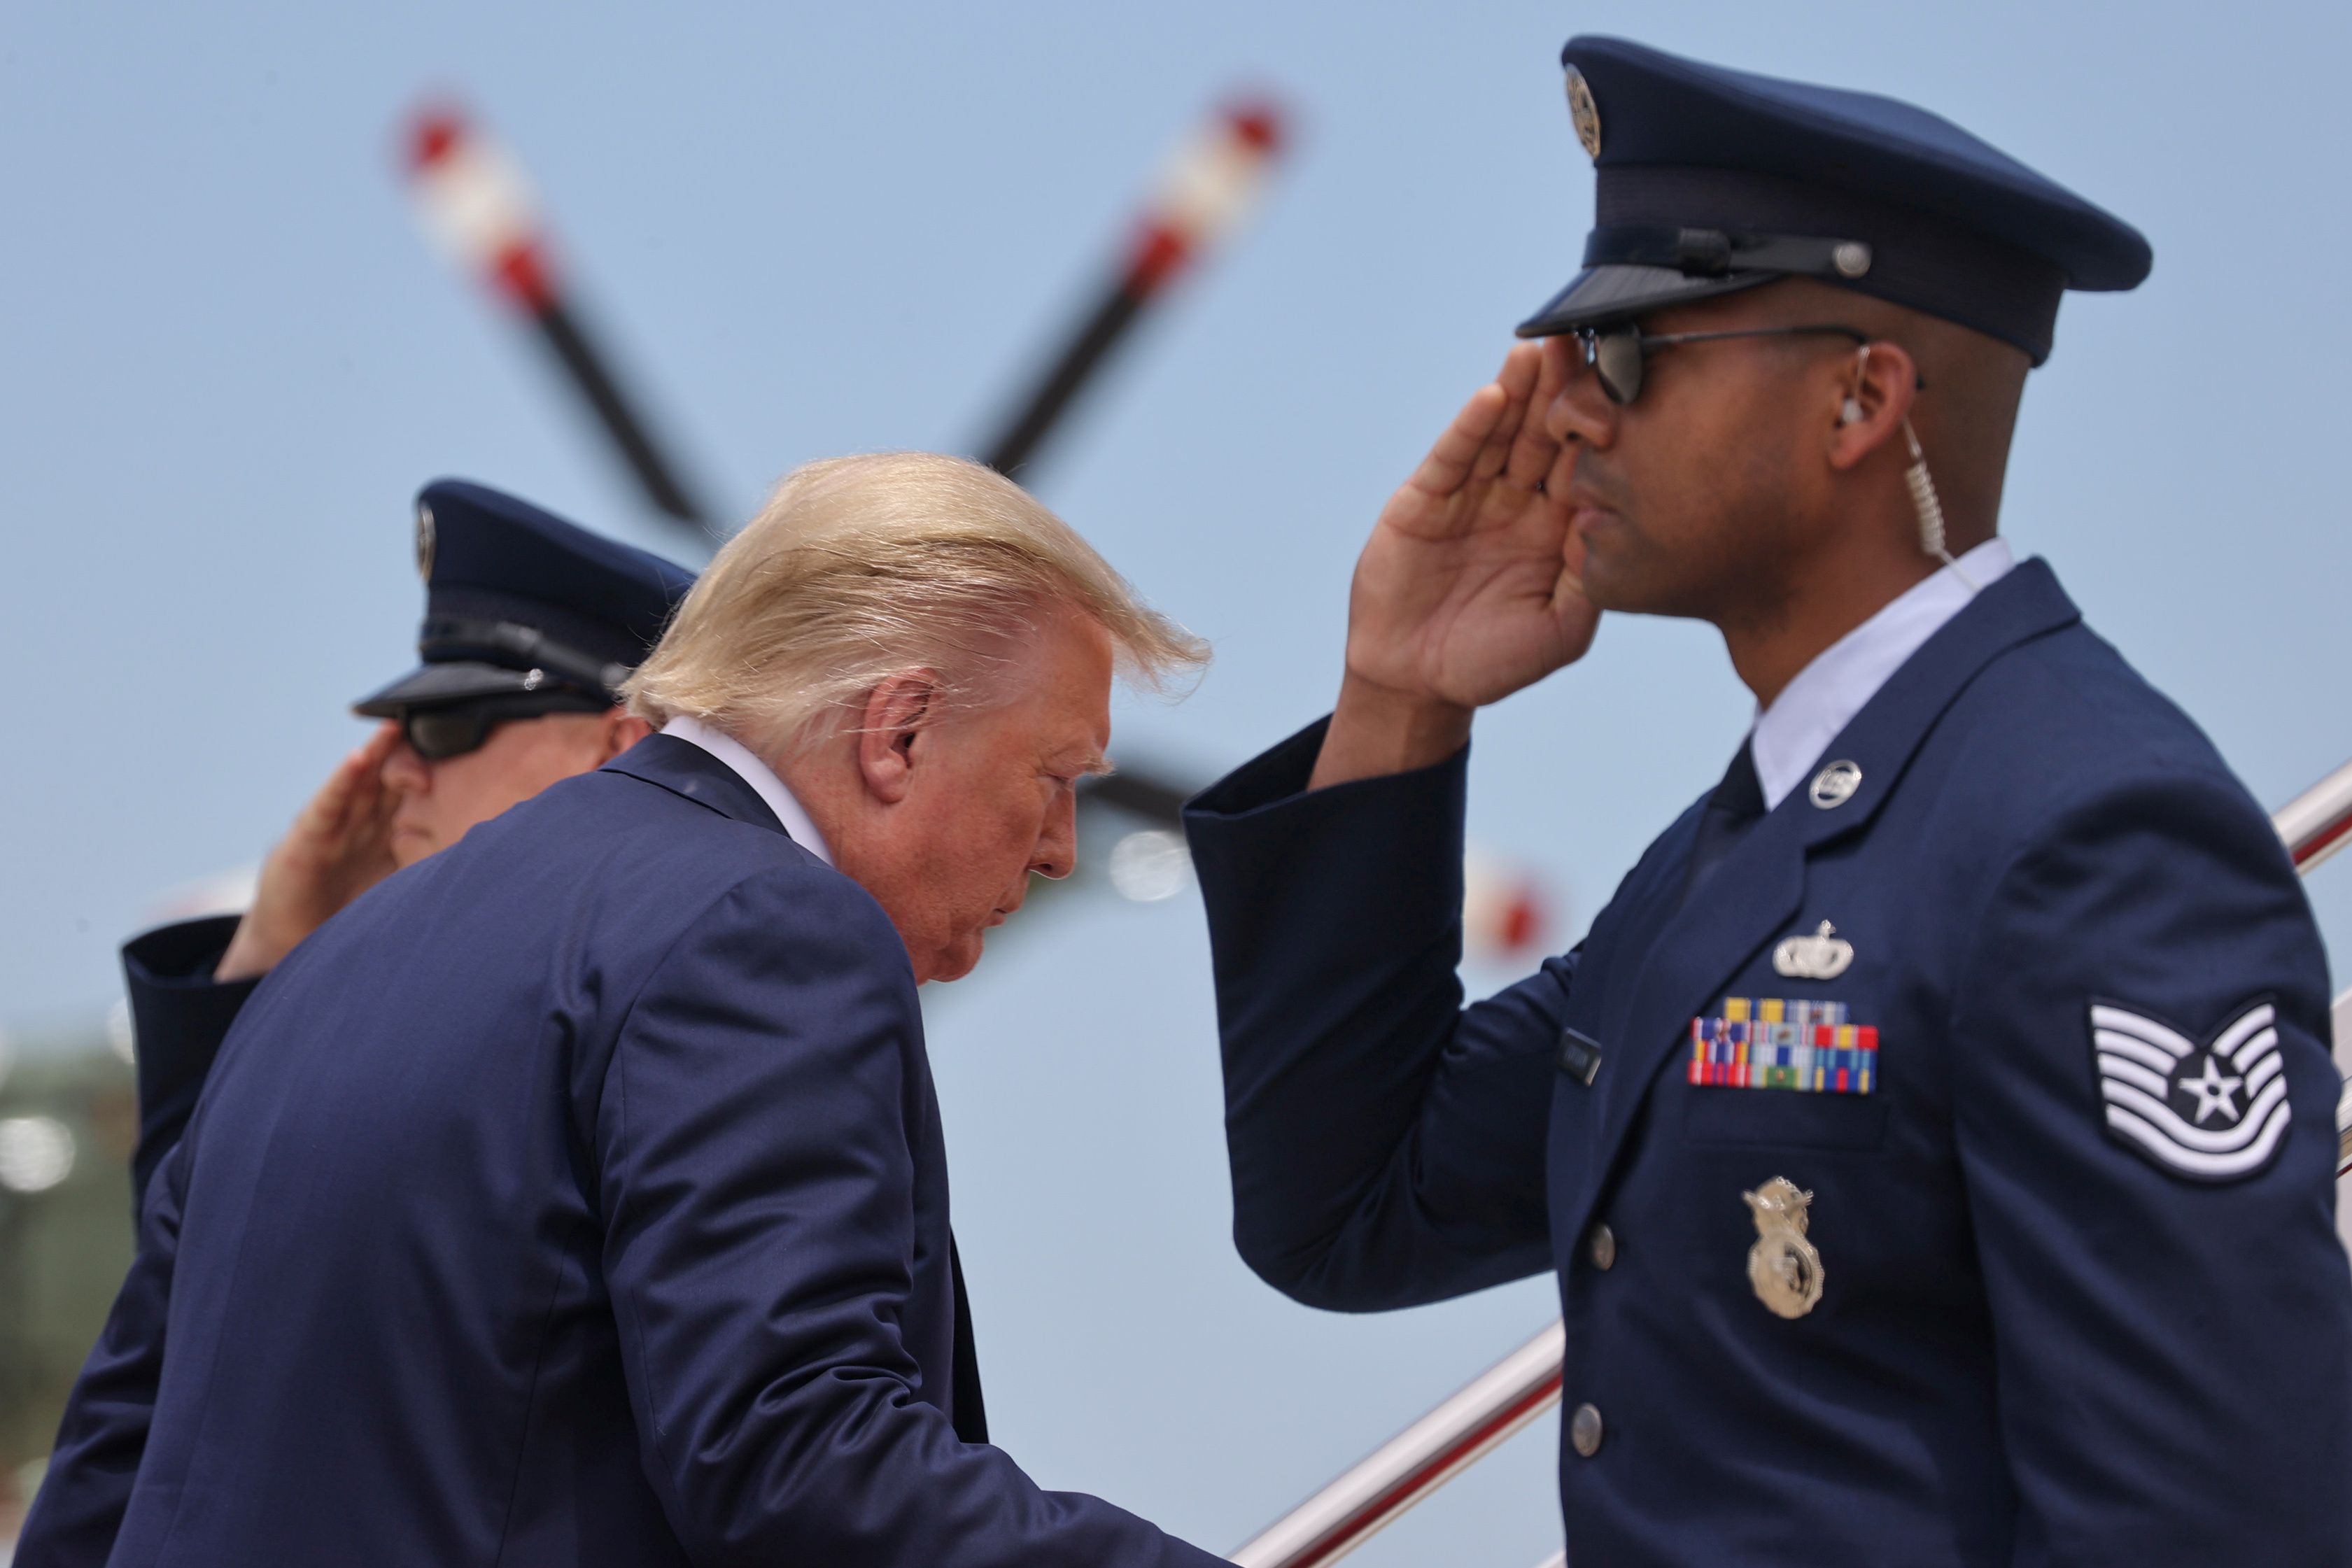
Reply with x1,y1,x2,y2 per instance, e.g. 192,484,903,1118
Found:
2089,998,2291,1182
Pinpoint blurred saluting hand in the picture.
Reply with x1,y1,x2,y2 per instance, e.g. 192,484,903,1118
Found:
216,723,403,982
1311,342,1599,789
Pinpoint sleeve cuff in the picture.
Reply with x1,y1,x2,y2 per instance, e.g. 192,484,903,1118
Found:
1185,716,1339,820
122,914,246,989
1183,716,1472,976
122,916,260,1199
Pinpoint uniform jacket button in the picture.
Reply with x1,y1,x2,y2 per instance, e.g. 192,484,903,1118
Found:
1570,1402,1604,1457
1588,1222,1617,1271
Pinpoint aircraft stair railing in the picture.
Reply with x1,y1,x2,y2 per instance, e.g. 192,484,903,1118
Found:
1226,755,2352,1568
2278,758,2352,1172
1227,1321,1564,1567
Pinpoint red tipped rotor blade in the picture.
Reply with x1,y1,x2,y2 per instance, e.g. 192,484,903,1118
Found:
1464,847,1551,963
404,101,712,531
980,95,1288,481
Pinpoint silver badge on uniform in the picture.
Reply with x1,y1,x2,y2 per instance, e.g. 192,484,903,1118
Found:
1773,920,1854,980
1744,1177,1824,1319
1808,759,1861,810
2090,998,2291,1183
415,502,437,582
1565,68,1603,159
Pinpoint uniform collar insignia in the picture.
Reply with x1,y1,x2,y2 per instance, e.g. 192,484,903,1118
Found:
1796,560,2078,853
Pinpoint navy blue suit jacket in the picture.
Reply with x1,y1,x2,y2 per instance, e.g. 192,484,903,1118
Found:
1186,560,2352,1565
104,911,989,1461
25,735,1216,1567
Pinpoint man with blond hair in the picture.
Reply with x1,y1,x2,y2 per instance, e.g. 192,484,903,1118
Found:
27,453,1227,1567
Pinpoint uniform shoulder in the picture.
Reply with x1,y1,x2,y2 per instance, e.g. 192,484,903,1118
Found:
1945,616,2258,829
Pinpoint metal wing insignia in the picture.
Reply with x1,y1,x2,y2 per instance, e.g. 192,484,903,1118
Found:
2089,1000,2293,1182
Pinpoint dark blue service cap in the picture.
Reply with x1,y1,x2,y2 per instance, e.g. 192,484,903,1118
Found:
1516,37,2153,365
352,479,697,718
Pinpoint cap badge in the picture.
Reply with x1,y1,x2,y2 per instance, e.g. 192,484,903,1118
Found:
1744,1177,1824,1319
1808,759,1861,810
1565,68,1602,159
1773,921,1854,981
414,502,437,582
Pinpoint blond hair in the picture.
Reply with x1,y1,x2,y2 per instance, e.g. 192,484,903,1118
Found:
624,452,1206,752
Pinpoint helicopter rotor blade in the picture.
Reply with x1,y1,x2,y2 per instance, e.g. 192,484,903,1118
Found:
400,94,1318,921
404,102,715,537
980,97,1286,481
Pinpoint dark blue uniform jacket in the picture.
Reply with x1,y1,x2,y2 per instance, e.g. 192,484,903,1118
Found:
1185,560,2352,1566
113,914,256,1218
24,735,1217,1568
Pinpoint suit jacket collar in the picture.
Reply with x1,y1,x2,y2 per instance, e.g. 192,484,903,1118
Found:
609,737,986,1440
603,733,788,838
1572,557,2082,1229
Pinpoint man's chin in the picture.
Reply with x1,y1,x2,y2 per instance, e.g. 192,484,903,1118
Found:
1577,551,1680,619
922,934,987,986
1575,561,1638,615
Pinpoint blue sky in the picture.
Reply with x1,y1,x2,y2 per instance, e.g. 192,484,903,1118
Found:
8,1,2352,1560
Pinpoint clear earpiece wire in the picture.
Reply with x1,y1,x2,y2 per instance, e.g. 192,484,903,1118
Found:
1903,418,1976,589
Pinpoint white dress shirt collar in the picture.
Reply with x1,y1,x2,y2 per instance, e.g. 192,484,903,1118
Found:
660,716,833,866
1749,537,2016,812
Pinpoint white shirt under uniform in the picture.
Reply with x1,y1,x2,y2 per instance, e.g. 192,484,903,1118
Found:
1749,537,2016,811
661,715,833,866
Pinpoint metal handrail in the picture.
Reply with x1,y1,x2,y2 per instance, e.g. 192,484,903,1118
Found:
1228,1321,1564,1567
1229,756,2352,1568
2279,758,2352,871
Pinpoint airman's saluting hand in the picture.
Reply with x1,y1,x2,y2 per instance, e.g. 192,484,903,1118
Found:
1312,341,1599,790
215,723,402,982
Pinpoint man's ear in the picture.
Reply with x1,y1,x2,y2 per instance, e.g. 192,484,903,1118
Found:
1825,339,1922,472
600,709,654,763
854,671,940,806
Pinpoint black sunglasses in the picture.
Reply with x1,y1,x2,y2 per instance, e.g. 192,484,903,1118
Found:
400,707,513,762
1572,321,1873,406
399,695,607,762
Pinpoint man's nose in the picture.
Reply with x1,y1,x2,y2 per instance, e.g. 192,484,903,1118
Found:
1542,334,1617,451
380,738,429,796
1030,792,1078,882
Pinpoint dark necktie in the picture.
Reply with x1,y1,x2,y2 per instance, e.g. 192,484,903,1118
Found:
1682,741,1767,905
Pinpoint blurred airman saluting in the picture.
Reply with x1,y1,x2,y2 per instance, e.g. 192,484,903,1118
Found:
1186,36,2352,1566
118,481,687,1206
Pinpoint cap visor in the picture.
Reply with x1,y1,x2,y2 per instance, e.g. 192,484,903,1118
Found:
1514,265,1773,337
351,661,549,717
